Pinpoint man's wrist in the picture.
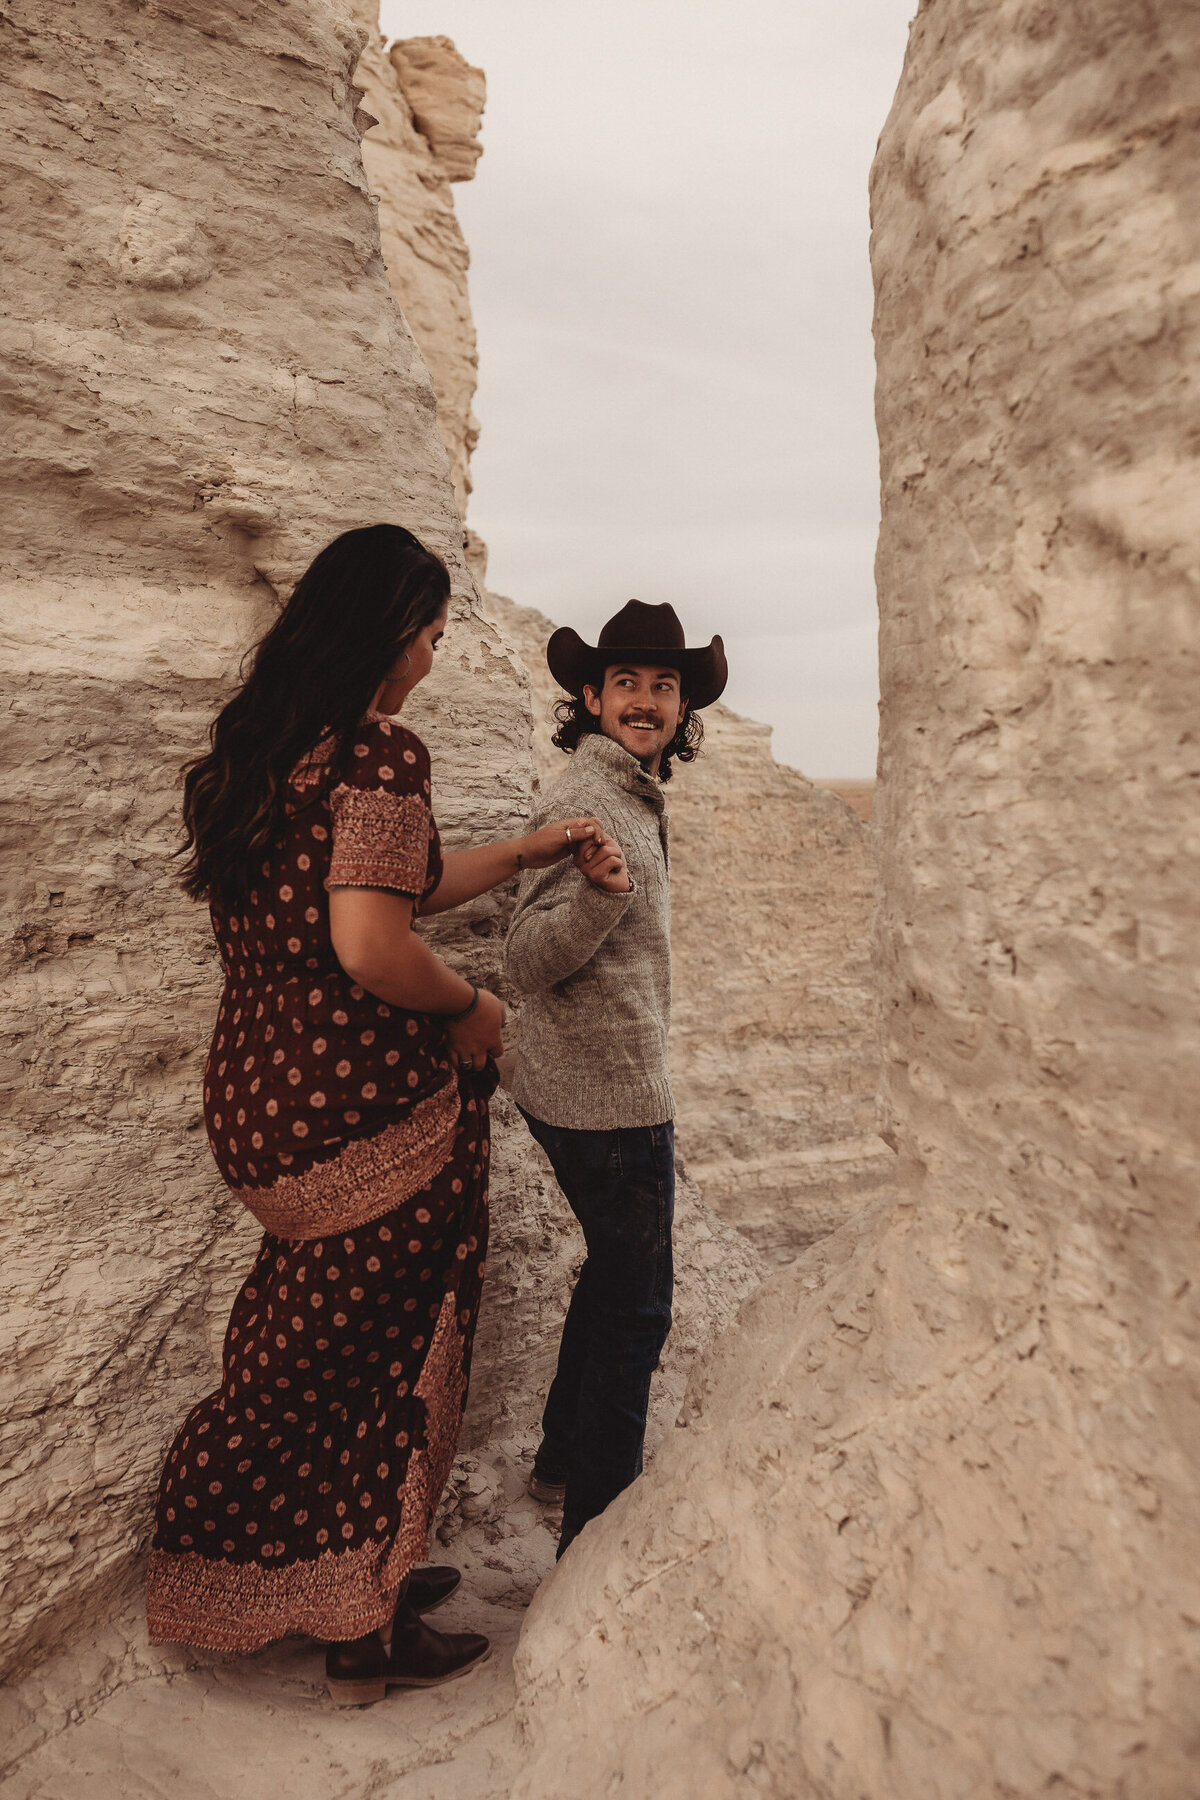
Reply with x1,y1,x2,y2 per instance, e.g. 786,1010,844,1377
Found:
577,873,635,902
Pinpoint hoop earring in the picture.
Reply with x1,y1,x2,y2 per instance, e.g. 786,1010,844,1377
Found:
384,652,412,686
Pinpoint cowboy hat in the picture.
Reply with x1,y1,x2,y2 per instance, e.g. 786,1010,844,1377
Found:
546,600,727,710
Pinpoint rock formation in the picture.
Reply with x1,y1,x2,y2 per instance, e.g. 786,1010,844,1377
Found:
0,0,524,1687
12,0,1191,1794
388,36,487,182
354,20,486,515
508,5,1200,1795
488,594,888,1262
0,0,764,1732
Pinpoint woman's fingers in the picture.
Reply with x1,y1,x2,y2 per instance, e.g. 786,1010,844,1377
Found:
576,831,616,865
528,816,605,867
566,817,603,854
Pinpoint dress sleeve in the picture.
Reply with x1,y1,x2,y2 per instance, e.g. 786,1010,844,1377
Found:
325,721,436,898
422,815,443,906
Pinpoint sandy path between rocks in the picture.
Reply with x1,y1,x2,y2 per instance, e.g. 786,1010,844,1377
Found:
2,1527,549,1800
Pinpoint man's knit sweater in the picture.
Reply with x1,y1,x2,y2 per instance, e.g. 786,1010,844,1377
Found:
504,732,673,1131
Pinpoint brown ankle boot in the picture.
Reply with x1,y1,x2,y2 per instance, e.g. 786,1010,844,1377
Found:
325,1603,489,1706
405,1563,461,1615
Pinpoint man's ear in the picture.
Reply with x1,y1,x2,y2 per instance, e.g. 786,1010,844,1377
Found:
583,683,602,719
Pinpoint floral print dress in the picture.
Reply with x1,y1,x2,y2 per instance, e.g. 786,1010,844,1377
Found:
146,717,492,1650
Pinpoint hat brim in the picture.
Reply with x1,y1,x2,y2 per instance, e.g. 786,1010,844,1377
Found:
546,627,727,710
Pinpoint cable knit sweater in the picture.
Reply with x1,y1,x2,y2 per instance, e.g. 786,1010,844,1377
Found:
503,732,673,1130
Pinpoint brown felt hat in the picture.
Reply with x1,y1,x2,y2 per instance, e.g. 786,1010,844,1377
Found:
546,600,727,709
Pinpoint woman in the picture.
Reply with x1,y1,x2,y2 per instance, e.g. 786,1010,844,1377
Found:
146,524,604,1705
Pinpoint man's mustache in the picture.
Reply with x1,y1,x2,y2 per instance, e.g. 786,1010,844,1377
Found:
620,712,663,727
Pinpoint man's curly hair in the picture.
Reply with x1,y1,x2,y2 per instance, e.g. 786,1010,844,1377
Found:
550,691,704,782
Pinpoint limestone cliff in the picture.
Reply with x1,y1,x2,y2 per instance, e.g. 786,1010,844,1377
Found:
0,0,525,1684
510,5,1200,1794
8,2,1196,1795
353,17,485,516
0,0,763,1718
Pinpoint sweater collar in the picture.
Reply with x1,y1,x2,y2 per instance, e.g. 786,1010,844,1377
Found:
573,730,665,812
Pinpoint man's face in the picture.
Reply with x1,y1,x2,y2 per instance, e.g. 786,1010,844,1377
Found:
583,664,686,775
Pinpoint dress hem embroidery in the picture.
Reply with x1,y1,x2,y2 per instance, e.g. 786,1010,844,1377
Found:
145,1293,470,1653
147,1534,413,1652
236,1077,460,1240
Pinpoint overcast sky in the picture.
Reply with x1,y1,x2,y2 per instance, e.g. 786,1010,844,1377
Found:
380,2,913,777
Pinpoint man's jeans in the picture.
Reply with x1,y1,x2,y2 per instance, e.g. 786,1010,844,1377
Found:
518,1109,675,1555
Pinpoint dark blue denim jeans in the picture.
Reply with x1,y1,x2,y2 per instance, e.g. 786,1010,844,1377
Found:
518,1108,675,1555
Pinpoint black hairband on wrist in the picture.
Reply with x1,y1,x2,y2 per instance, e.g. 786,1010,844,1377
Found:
447,983,479,1023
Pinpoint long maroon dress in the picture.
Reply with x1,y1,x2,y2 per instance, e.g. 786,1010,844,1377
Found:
146,715,492,1651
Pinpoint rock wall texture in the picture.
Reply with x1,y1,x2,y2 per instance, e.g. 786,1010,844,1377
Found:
487,593,889,1262
353,15,485,515
509,4,1200,1796
0,0,763,1712
0,0,531,1685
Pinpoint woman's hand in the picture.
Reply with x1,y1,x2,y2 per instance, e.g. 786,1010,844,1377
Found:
447,986,506,1072
574,831,632,894
518,817,604,870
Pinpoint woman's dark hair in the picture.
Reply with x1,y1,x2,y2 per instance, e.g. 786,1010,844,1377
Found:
549,684,703,782
179,524,450,909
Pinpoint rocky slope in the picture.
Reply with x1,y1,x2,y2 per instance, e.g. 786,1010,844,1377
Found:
507,4,1200,1794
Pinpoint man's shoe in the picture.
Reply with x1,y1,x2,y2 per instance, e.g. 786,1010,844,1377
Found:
326,1605,490,1706
406,1563,461,1615
528,1446,568,1504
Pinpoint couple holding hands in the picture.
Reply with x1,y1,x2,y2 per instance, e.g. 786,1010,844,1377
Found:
145,523,726,1706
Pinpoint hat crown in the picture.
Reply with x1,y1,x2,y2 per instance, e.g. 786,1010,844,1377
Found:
597,600,686,654
544,602,727,710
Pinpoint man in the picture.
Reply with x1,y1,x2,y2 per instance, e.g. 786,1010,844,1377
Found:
504,599,727,1556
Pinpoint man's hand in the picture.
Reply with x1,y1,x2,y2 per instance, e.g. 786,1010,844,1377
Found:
574,830,631,894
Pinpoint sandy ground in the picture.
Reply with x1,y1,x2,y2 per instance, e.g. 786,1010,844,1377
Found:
0,1442,559,1800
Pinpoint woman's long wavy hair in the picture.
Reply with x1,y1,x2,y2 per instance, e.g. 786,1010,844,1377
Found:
179,524,450,910
549,683,703,782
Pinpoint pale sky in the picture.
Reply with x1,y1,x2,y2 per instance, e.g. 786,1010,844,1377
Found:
379,2,913,777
